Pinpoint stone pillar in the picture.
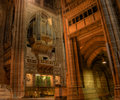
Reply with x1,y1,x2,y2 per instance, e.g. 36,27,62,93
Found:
64,36,84,100
33,74,36,87
114,85,120,100
98,0,120,99
71,37,84,100
0,3,6,84
10,0,25,98
53,74,55,87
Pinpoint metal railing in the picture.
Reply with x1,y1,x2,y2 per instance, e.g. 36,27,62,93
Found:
24,87,55,98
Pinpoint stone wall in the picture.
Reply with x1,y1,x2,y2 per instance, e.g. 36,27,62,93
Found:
24,0,66,88
0,0,7,84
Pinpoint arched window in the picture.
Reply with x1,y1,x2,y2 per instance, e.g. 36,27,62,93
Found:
27,17,36,45
27,13,54,47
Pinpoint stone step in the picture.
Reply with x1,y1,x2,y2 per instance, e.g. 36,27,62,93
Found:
83,88,97,92
0,96,11,98
84,94,99,99
0,90,6,92
0,89,11,95
83,88,100,100
0,85,12,100
0,93,11,96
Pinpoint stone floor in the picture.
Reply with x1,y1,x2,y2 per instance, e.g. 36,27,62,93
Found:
11,97,55,100
7,97,114,100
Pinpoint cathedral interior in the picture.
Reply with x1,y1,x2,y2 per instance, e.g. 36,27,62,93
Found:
0,0,120,100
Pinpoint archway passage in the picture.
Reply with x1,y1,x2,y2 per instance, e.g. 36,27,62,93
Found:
75,27,114,99
92,52,114,99
83,51,114,100
81,51,114,100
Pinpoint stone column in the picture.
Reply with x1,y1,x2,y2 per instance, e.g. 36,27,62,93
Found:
60,4,84,96
98,0,120,99
71,37,84,100
64,36,84,100
0,3,6,84
10,0,25,98
66,38,78,100
53,74,55,87
32,73,35,96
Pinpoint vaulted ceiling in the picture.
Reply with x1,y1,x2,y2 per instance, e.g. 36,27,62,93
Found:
76,22,107,67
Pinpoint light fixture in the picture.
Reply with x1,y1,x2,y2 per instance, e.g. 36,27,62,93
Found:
102,61,107,64
102,58,107,64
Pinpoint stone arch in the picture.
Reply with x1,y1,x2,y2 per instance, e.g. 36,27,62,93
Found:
25,10,49,46
26,13,36,31
87,47,107,67
81,35,105,55
82,41,105,60
25,10,50,29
